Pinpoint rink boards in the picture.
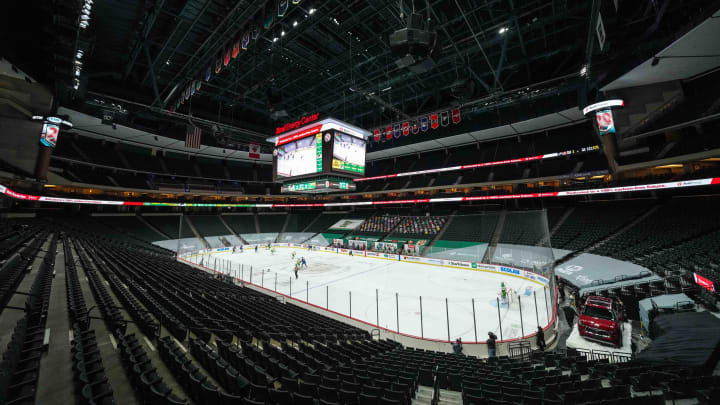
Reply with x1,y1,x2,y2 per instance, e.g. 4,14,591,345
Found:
185,243,550,288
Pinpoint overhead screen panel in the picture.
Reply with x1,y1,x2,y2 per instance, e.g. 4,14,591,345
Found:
331,132,366,175
275,133,322,179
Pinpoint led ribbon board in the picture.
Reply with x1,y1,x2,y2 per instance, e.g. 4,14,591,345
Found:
2,178,718,208
354,146,600,182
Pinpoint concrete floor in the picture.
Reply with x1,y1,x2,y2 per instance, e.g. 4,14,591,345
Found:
0,234,51,358
69,241,140,405
75,240,196,404
36,240,75,405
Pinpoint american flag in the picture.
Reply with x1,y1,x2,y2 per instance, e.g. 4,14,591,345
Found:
185,125,202,149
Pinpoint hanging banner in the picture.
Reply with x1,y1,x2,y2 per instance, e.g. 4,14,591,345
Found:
386,126,393,140
232,37,240,58
278,0,289,17
223,47,231,66
452,108,461,124
242,31,251,50
402,122,410,136
215,55,222,74
249,142,261,159
373,129,381,142
412,119,419,134
420,116,429,132
430,113,439,129
393,123,401,139
264,9,274,29
441,110,450,126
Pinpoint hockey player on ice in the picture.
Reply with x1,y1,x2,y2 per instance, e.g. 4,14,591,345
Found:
301,257,307,269
501,282,508,306
291,251,296,260
270,247,276,255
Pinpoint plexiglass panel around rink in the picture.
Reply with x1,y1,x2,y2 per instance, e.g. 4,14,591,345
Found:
179,209,556,344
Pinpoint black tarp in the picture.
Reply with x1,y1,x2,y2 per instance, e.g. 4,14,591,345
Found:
635,312,720,372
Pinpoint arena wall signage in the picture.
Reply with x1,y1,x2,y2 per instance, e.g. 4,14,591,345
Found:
31,115,73,148
582,99,625,115
694,273,715,292
275,112,320,135
1,177,718,208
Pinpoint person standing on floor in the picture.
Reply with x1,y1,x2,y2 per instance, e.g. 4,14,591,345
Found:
536,326,546,351
487,332,498,358
451,338,463,354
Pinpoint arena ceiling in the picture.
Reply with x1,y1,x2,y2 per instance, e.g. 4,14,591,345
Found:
5,0,720,148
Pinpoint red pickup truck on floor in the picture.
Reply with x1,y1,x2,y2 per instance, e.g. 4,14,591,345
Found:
578,296,625,347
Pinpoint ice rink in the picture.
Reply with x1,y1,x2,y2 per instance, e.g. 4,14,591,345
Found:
188,247,552,342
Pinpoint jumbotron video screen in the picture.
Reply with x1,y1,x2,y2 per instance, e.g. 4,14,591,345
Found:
275,133,323,179
331,131,366,175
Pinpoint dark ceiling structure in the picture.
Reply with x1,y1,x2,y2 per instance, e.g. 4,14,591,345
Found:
4,0,720,148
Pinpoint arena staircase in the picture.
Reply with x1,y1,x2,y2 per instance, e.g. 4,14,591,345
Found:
482,210,507,263
585,205,661,254
413,385,435,405
116,148,133,170
184,215,210,248
275,214,291,242
301,212,323,233
136,214,170,239
423,211,457,255
218,214,248,244
435,388,463,405
538,207,575,247
253,213,261,233
105,174,120,187
70,141,91,163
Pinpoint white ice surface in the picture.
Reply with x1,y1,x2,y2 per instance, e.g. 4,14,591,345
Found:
191,247,552,342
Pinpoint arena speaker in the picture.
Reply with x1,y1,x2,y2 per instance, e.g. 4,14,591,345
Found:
389,13,436,74
450,77,476,100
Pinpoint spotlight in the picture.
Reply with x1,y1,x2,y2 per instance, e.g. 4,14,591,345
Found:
273,37,278,42
309,7,316,15
281,30,285,36
580,65,588,76
293,20,298,27
498,27,508,34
